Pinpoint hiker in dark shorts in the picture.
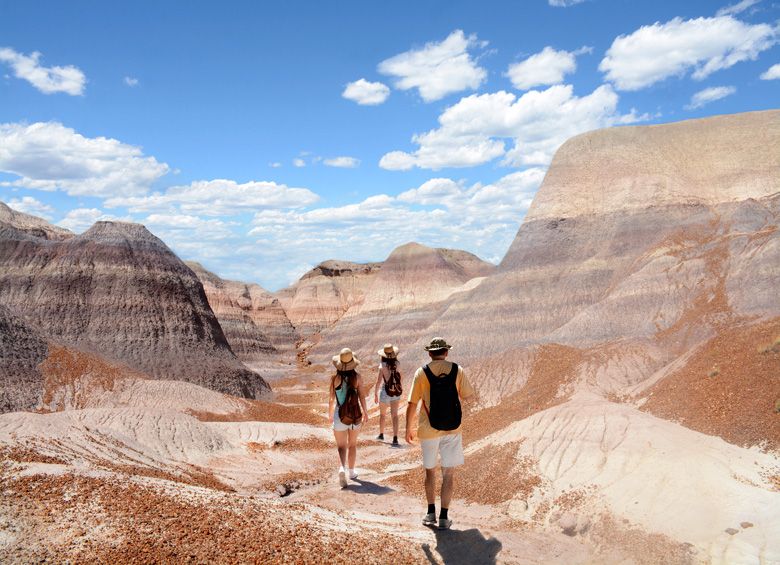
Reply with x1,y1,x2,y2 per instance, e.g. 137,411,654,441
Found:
405,337,474,530
328,348,368,488
373,343,403,446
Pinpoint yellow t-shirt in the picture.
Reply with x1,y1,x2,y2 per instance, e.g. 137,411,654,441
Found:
407,360,474,440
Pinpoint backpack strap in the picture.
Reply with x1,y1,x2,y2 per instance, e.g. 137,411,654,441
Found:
448,362,459,379
422,364,436,380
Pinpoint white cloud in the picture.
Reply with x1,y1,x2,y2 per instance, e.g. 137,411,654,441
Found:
144,214,235,241
124,76,139,87
380,84,643,170
760,63,780,79
246,169,545,288
323,156,360,168
0,122,170,197
57,208,129,233
378,30,487,102
342,79,390,105
6,196,55,219
685,85,737,109
0,47,86,95
104,179,319,215
599,16,778,90
507,46,590,90
269,162,282,168
549,0,586,6
293,158,306,168
716,0,760,17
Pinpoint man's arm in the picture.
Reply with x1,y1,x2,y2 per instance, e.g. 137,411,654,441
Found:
405,401,417,444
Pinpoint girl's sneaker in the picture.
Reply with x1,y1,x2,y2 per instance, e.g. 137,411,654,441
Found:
338,468,347,488
349,469,358,480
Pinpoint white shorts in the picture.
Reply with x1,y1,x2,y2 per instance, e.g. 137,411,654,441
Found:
421,434,464,469
332,407,361,432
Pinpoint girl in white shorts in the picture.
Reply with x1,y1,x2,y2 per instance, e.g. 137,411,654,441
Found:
373,343,402,446
328,348,368,487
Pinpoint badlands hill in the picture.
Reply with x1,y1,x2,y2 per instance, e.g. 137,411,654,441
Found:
187,261,298,371
276,259,382,339
0,214,269,412
427,110,780,403
313,242,495,362
0,202,72,240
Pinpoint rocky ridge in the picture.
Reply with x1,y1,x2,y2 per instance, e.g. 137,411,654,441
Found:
187,261,299,370
0,215,269,412
276,259,382,339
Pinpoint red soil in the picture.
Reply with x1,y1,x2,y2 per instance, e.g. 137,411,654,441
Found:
642,318,780,451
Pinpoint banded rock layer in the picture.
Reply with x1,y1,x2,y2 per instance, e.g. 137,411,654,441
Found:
276,259,382,339
187,261,298,367
313,242,495,364
0,216,268,412
422,110,780,405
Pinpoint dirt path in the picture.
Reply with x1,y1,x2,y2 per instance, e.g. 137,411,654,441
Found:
255,371,594,564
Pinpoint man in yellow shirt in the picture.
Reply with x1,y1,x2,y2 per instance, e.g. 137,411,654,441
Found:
405,337,474,530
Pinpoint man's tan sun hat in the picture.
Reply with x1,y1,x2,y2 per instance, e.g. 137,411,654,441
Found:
332,347,360,371
424,337,452,352
377,343,399,358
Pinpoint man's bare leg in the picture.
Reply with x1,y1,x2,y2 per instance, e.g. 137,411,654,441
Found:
425,467,437,505
441,467,454,508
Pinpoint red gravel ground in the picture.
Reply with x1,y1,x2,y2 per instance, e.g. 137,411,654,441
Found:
0,469,422,564
190,397,324,425
642,318,780,451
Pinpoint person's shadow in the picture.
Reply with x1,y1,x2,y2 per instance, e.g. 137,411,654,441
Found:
344,478,395,495
422,528,502,564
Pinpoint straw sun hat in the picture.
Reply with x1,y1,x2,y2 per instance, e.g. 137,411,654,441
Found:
377,343,399,358
332,347,360,371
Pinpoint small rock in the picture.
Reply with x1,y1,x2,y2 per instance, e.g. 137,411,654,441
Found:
725,528,739,535
740,521,753,529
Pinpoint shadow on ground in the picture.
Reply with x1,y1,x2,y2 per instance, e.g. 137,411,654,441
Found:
422,528,502,564
345,478,395,495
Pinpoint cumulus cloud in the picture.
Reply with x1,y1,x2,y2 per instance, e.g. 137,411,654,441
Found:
124,76,139,87
0,47,86,95
104,179,319,216
716,0,760,16
144,214,235,241
269,162,282,168
685,85,737,109
506,46,590,90
323,156,360,168
380,84,643,170
599,16,778,90
378,30,487,102
246,169,545,288
57,208,130,233
293,158,306,168
760,63,780,80
6,196,55,219
0,122,170,197
342,78,390,105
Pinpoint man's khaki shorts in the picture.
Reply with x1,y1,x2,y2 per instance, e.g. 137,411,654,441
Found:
421,433,464,469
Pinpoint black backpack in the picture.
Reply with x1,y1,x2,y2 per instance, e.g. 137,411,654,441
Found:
384,365,402,397
337,372,362,425
422,363,461,431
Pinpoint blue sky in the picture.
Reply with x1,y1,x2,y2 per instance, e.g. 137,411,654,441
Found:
1,0,778,289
